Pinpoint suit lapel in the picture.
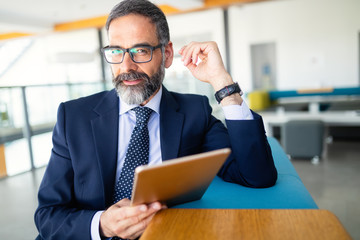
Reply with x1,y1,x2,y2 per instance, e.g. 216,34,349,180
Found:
160,87,184,161
91,89,119,207
90,87,184,206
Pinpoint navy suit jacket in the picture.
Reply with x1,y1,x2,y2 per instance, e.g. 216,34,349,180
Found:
35,87,277,239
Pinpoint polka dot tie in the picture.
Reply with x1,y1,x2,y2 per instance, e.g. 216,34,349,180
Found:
113,107,153,203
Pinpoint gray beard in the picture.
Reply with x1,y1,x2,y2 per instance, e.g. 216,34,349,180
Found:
112,64,165,105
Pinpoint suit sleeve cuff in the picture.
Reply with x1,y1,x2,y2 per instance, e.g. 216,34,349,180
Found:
222,101,254,120
91,211,104,240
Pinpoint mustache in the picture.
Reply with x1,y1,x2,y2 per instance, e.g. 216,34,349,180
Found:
114,71,150,83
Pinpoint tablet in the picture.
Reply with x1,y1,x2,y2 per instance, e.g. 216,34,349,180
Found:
130,148,231,207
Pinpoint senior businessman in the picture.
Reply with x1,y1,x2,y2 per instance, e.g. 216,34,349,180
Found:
35,0,277,239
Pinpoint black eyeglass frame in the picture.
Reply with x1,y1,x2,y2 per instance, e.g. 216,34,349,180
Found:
101,44,163,64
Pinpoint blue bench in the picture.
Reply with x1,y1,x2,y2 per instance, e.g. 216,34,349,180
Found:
175,137,318,209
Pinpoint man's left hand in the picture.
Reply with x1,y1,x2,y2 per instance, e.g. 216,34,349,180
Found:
179,41,232,91
179,41,242,106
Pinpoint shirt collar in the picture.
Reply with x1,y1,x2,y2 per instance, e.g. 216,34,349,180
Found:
119,86,162,115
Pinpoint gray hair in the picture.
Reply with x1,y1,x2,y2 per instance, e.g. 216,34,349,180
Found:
106,0,170,45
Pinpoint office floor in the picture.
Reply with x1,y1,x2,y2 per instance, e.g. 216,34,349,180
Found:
0,140,359,239
290,140,360,240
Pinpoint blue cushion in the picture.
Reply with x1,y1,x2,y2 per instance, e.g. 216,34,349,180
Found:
174,137,318,209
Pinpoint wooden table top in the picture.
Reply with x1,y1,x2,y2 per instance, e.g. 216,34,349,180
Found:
140,209,351,240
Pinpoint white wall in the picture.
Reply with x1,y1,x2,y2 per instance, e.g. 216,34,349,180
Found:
229,0,360,91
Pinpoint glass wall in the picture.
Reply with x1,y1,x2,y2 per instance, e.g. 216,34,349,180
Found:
0,28,110,177
0,8,229,177
0,87,31,176
0,83,106,176
0,82,104,176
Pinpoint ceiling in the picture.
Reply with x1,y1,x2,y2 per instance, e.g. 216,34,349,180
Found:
0,0,224,37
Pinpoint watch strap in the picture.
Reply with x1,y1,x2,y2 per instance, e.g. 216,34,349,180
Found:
214,82,242,103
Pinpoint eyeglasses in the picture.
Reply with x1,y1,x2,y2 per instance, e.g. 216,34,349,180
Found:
101,44,163,64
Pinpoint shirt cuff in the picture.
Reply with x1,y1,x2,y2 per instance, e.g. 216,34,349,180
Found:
91,211,104,240
222,101,254,120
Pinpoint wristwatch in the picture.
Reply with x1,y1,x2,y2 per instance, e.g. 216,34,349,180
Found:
214,82,243,103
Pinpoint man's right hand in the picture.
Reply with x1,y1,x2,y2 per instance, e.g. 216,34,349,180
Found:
99,199,164,239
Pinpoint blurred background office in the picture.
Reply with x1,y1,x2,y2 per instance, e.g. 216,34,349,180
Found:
0,0,359,239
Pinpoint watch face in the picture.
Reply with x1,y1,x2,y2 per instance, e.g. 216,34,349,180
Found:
219,86,235,98
215,83,241,103
219,90,228,98
227,86,235,93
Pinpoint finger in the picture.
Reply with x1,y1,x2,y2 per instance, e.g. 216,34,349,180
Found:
178,45,186,55
118,211,158,239
108,206,147,237
186,43,206,66
125,204,148,218
115,200,162,222
114,198,131,207
183,48,195,66
181,42,196,65
115,202,160,230
131,202,161,221
99,202,142,238
114,205,162,239
186,43,200,65
179,41,194,56
148,201,162,211
192,46,200,65
111,204,148,224
185,62,197,73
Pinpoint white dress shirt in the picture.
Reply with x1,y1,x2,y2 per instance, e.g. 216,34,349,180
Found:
91,87,253,239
